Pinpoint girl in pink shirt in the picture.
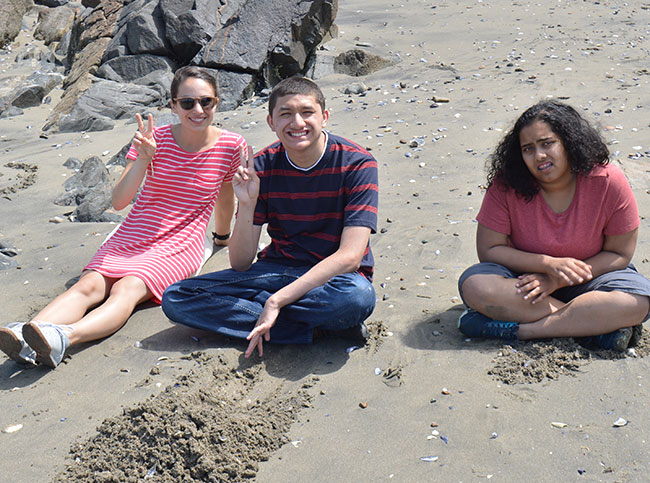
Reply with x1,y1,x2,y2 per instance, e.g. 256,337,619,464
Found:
458,100,650,352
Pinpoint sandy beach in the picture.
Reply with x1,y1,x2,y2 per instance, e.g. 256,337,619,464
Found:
2,0,650,481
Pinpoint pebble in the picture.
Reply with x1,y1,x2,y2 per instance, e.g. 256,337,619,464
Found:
420,456,439,463
613,417,627,427
3,424,23,433
359,401,368,409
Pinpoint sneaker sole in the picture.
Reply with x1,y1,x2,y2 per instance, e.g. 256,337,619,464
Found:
0,328,27,364
22,323,57,368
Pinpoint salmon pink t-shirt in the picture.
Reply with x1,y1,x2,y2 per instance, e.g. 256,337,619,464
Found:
476,164,639,261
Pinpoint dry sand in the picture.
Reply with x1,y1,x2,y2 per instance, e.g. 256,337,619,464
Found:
2,0,650,481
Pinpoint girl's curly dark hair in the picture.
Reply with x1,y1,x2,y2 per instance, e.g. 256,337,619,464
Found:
487,100,610,200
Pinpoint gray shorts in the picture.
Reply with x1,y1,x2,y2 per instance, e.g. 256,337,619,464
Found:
458,262,650,321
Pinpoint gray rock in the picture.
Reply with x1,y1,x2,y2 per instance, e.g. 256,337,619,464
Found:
57,156,115,222
11,72,64,108
73,184,113,222
72,156,108,190
0,253,18,270
342,82,368,95
57,80,165,132
306,52,336,79
1,0,29,48
106,143,131,168
161,0,220,64
0,105,24,118
97,54,175,83
34,5,77,45
14,45,57,65
63,157,82,170
195,0,278,71
35,0,72,6
334,49,391,77
0,240,19,257
268,0,338,80
126,0,171,56
205,68,255,112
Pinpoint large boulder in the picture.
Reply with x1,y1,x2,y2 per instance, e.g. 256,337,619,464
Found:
45,0,341,133
34,5,77,45
97,54,175,84
1,0,29,48
207,68,255,111
10,72,64,108
57,79,165,132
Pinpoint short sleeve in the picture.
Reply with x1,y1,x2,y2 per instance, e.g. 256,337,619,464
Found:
223,135,245,183
602,165,640,235
476,183,513,235
343,156,378,232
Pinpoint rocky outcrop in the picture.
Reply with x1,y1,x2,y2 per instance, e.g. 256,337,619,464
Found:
55,156,122,223
34,5,77,45
42,0,339,133
1,0,30,48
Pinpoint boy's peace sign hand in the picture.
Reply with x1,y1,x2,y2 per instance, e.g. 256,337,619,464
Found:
232,144,259,205
133,113,156,162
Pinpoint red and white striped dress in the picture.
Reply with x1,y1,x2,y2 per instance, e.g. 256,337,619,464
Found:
84,125,244,302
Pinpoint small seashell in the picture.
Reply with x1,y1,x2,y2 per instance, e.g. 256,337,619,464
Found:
359,401,368,409
613,417,628,427
3,424,23,433
551,422,567,428
420,456,439,462
490,432,498,439
441,388,450,395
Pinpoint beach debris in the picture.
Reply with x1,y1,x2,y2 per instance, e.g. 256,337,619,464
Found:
441,387,450,395
612,417,627,427
440,435,449,444
577,469,585,475
490,432,499,439
374,367,382,375
420,456,439,463
551,422,568,429
3,424,23,433
431,422,439,428
359,401,368,409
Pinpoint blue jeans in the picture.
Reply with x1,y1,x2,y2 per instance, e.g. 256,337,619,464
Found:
161,260,376,344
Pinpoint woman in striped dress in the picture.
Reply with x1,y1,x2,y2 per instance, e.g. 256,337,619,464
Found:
0,66,246,368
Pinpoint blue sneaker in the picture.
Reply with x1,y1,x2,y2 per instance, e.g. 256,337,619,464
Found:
595,327,633,352
458,309,519,341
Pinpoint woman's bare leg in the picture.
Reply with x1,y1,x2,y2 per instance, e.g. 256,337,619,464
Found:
461,274,564,322
518,291,649,339
64,276,153,345
31,271,114,325
461,274,649,338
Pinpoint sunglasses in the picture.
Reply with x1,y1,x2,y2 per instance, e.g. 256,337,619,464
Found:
172,96,218,110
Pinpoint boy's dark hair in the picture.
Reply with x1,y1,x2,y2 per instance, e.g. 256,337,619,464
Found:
268,77,326,114
487,100,609,200
170,66,218,99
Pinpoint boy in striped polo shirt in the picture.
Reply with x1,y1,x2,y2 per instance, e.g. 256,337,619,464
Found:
162,77,379,358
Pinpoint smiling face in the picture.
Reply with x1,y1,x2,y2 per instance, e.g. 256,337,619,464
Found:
519,120,573,190
267,93,329,167
170,77,218,132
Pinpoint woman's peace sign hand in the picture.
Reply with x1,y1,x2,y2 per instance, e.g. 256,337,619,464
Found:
133,113,156,162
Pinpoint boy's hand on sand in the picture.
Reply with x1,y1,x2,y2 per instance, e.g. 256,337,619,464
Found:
244,300,279,358
233,145,259,205
133,113,156,162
